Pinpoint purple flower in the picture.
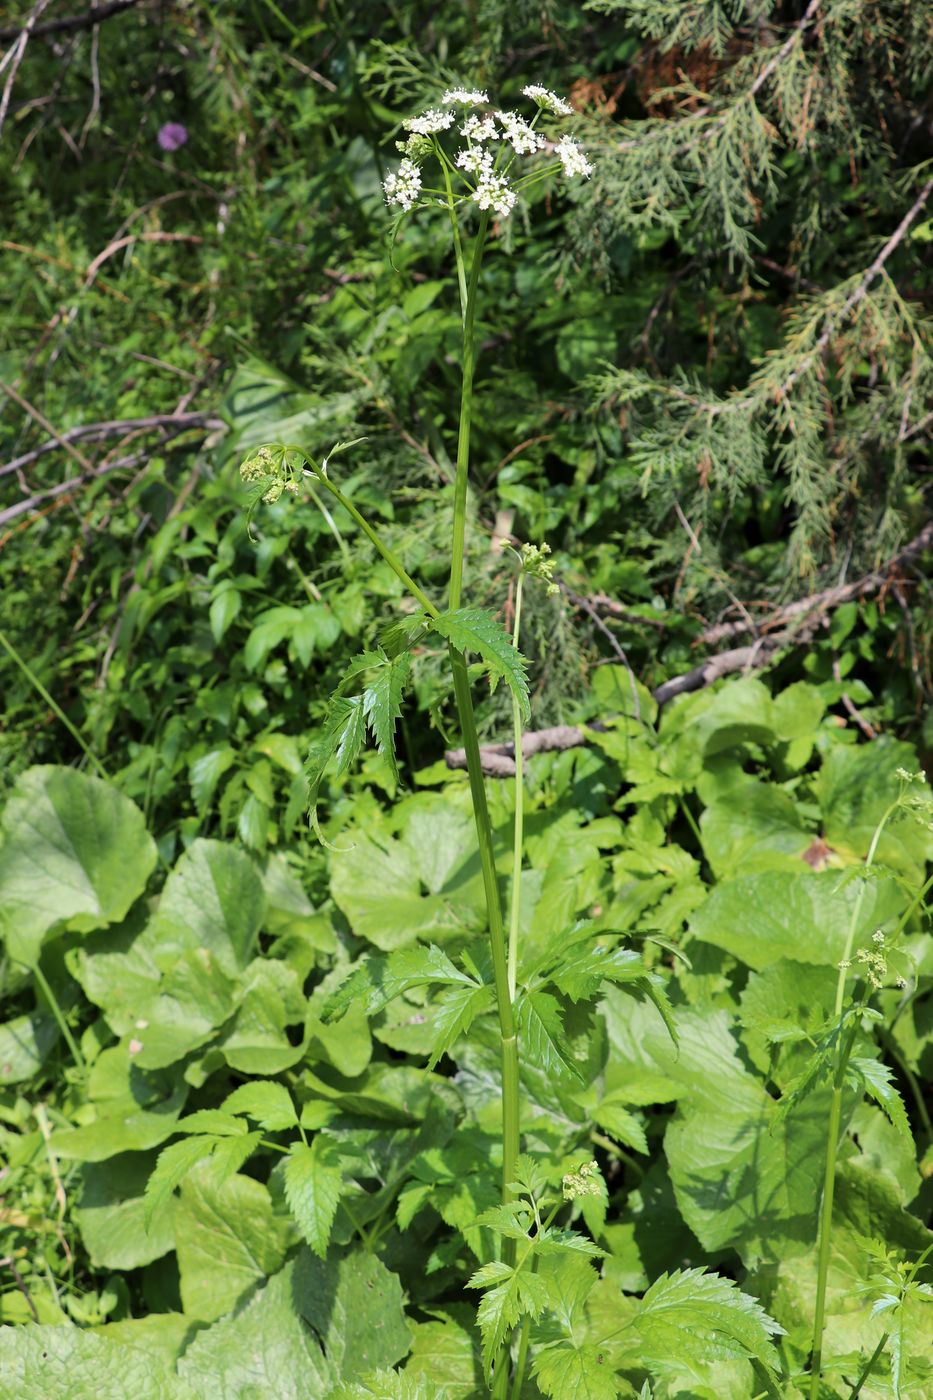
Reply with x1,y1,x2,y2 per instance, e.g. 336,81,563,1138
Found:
157,122,188,152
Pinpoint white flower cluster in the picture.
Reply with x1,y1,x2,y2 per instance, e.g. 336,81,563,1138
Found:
456,147,493,175
556,133,592,178
523,83,573,116
404,109,454,135
475,171,516,218
496,109,545,154
383,157,422,211
442,87,488,106
461,113,497,143
384,83,591,221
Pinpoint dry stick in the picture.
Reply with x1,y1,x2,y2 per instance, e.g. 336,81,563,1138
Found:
700,516,933,645
0,410,223,479
0,0,51,140
0,0,142,43
0,378,95,474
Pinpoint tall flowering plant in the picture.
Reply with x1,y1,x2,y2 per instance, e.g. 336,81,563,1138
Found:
239,87,668,1395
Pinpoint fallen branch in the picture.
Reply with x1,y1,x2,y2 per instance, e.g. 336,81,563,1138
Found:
0,0,142,44
699,517,933,645
0,410,222,480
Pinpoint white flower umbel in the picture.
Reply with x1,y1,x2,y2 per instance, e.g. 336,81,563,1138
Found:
442,87,488,106
404,109,455,135
474,170,516,218
456,147,494,176
555,133,592,178
495,109,545,155
522,84,573,117
383,158,423,211
461,113,497,143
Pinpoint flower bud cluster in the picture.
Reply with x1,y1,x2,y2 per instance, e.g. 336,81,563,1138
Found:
562,1159,603,1201
239,445,299,504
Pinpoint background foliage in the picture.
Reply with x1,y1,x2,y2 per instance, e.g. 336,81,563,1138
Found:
1,2,931,1397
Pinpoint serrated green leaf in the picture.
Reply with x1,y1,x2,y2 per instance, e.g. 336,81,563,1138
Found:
223,1080,299,1130
533,1341,620,1399
851,1056,913,1141
426,982,495,1070
593,1098,649,1154
430,608,530,722
0,1325,185,1400
467,1259,549,1376
518,989,583,1082
143,1136,218,1231
284,1138,343,1257
363,650,411,782
324,945,479,1022
176,1164,288,1322
620,1267,784,1378
175,1110,247,1137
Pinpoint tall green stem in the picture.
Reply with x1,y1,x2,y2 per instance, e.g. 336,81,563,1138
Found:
507,572,525,1001
448,211,489,614
444,216,522,1398
808,801,899,1399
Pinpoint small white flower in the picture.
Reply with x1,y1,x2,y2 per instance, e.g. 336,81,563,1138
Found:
456,147,494,176
556,133,593,178
383,158,423,212
523,84,573,117
442,87,488,106
474,171,516,218
404,109,455,135
461,113,497,143
495,109,545,155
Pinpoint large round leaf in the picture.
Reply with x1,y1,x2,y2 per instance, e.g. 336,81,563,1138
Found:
0,766,157,967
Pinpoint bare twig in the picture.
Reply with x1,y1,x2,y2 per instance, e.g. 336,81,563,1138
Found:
0,0,52,141
700,517,933,645
0,0,142,44
1,410,222,480
832,654,877,740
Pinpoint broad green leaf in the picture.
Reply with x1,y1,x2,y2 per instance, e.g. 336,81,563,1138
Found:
217,956,309,1074
403,1313,482,1399
429,608,530,722
124,948,241,1070
177,1259,334,1399
613,1268,784,1382
209,586,241,644
751,1160,933,1365
818,737,933,877
223,1079,298,1130
148,838,264,975
327,1375,430,1400
533,1341,620,1399
603,996,827,1266
0,1325,187,1400
0,1011,58,1085
188,747,236,814
76,1153,176,1270
52,1072,189,1163
294,1248,412,1379
699,777,810,879
284,1138,344,1257
176,1164,289,1322
0,766,157,966
689,868,904,971
331,801,485,950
